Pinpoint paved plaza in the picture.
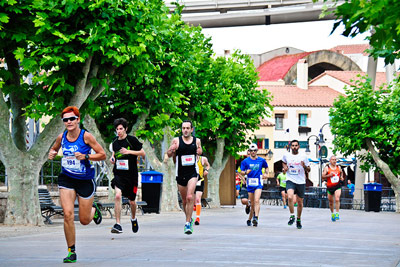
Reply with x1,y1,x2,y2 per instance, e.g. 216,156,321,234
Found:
0,202,399,267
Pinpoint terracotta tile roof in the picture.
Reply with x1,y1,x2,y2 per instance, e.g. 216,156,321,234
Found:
260,118,274,126
258,85,342,107
257,52,312,81
330,44,370,55
310,71,393,88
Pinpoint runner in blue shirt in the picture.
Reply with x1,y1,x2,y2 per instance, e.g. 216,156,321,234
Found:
240,144,269,227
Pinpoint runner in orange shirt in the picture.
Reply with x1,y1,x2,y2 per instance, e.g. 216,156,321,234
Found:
322,155,344,222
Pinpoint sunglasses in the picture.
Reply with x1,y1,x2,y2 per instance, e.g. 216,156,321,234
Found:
62,116,78,123
249,149,257,152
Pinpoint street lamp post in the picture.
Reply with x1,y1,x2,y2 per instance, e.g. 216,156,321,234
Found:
305,134,322,187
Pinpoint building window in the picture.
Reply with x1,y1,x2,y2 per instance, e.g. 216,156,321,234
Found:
264,138,269,149
299,114,307,127
256,139,263,149
275,114,284,130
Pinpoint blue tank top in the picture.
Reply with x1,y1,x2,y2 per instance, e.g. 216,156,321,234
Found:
61,129,94,180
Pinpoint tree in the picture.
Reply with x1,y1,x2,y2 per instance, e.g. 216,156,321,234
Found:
88,11,214,211
188,51,273,206
321,0,400,64
0,0,175,225
329,76,400,212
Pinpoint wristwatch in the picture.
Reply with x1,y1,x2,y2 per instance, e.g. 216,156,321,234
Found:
85,154,90,160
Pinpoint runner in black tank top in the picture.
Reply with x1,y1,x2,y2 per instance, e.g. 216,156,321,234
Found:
176,136,198,180
167,120,202,235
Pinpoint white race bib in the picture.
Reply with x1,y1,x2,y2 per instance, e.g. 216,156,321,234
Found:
331,175,339,183
181,155,195,166
248,178,259,186
62,156,81,171
116,159,129,170
289,167,299,175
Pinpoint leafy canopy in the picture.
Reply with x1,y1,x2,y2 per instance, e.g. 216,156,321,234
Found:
329,76,400,175
189,51,273,157
0,0,168,119
320,0,400,65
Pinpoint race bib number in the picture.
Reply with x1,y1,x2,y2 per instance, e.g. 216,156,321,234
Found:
331,175,339,183
248,178,259,186
289,167,299,175
62,156,81,171
181,155,195,166
116,160,129,170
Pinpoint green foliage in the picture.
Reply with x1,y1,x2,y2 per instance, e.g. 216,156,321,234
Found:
1,0,170,119
320,0,400,65
90,9,213,143
189,51,273,157
329,75,400,175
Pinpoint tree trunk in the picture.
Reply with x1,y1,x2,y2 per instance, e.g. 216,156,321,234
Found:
4,157,43,225
354,151,367,204
207,138,229,208
142,128,180,212
366,139,400,212
82,115,115,201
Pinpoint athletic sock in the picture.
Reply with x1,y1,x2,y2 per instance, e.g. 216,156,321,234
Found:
68,244,75,253
196,204,201,218
131,217,137,222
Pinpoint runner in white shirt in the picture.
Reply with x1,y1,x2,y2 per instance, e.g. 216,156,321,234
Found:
282,140,310,229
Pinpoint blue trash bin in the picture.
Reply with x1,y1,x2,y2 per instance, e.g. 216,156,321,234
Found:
364,183,382,212
141,171,163,214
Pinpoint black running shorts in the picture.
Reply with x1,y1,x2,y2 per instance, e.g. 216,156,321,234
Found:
58,173,96,199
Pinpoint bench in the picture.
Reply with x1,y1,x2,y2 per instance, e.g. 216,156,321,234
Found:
122,197,147,216
97,197,147,218
201,198,212,208
39,188,63,224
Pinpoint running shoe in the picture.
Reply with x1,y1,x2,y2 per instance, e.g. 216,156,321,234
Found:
246,220,251,226
92,202,102,225
296,219,302,229
284,205,287,209
335,213,340,221
131,218,139,233
63,251,77,263
111,223,123,234
288,215,295,226
245,204,250,215
331,214,336,222
252,216,258,227
184,223,192,235
193,205,196,211
195,217,200,225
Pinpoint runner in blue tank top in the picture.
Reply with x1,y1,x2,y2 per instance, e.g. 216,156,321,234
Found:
48,106,106,263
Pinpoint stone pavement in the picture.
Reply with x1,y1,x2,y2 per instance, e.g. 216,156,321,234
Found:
0,202,399,267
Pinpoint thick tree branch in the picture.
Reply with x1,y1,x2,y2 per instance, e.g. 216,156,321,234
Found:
0,89,14,163
88,67,116,101
366,138,400,191
68,55,94,107
4,49,27,151
130,112,149,136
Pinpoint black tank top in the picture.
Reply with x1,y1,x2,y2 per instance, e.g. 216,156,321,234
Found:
176,136,198,177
